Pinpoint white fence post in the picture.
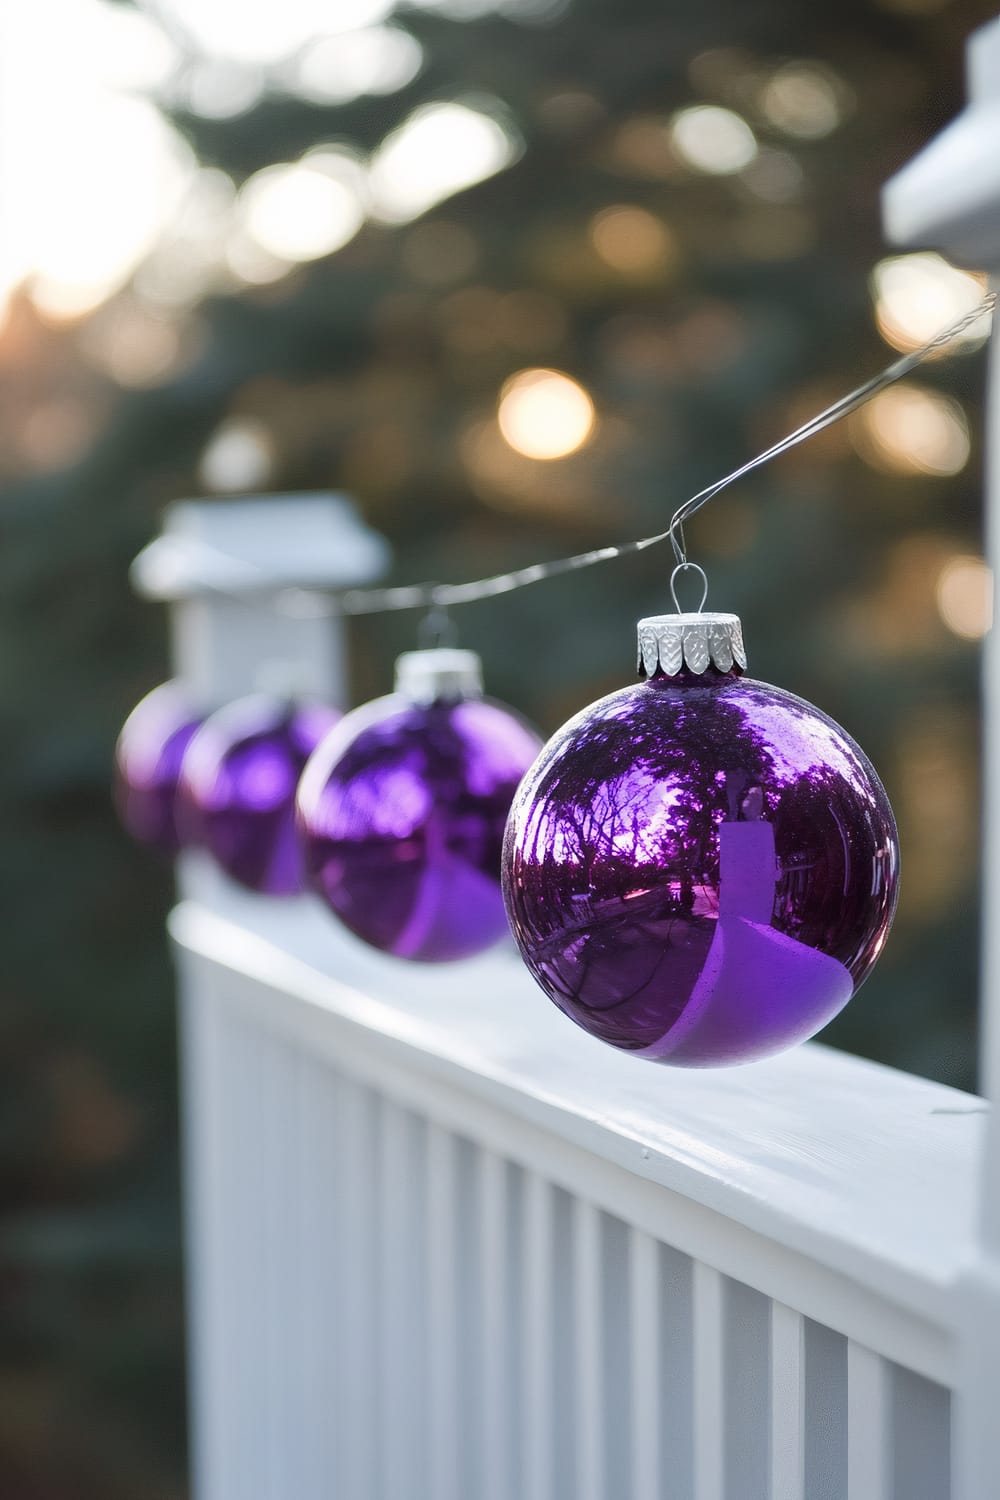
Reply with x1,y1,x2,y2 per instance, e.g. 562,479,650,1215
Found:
131,491,389,709
132,491,389,903
883,20,1000,1500
131,492,389,1500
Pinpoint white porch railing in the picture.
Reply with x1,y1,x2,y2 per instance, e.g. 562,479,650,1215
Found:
171,879,975,1500
138,21,1000,1499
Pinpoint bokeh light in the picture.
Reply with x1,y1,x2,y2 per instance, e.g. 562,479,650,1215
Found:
670,105,757,175
368,102,520,223
872,252,990,354
180,60,265,119
740,148,805,203
291,27,423,104
612,116,677,179
198,417,275,491
497,368,596,459
163,0,394,64
78,298,198,388
134,168,237,308
0,1,195,322
758,62,848,139
589,206,677,276
239,157,366,263
936,555,993,641
850,384,970,477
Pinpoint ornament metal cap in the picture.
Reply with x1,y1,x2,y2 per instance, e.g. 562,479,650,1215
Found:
637,613,747,677
394,647,484,705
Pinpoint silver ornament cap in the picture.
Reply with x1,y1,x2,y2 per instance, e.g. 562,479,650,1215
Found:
637,612,747,677
394,647,484,704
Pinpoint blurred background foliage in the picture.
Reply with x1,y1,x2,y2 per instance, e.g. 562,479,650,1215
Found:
0,0,996,1493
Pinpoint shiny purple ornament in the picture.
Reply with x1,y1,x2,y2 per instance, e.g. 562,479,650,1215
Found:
503,613,899,1067
115,681,203,855
180,695,340,894
297,649,542,961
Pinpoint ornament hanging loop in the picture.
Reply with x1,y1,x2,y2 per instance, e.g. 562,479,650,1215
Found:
418,593,459,650
669,561,708,616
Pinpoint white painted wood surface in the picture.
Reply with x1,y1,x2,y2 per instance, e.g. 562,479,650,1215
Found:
172,880,971,1499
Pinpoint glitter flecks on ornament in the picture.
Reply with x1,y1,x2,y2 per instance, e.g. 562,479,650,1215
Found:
502,615,899,1067
297,648,542,961
115,681,203,855
180,695,340,894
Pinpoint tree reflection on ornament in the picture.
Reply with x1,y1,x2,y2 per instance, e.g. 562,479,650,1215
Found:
503,612,899,1066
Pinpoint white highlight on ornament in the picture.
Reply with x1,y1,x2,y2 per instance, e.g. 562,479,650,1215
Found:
497,368,596,460
851,383,970,477
198,418,274,493
872,252,989,355
936,554,993,641
239,159,366,263
368,102,520,223
670,105,758,175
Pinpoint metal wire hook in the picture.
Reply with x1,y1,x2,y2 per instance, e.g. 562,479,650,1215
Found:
670,561,709,615
668,513,687,567
417,593,459,649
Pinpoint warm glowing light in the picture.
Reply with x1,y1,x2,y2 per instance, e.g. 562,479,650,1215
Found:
292,26,423,104
29,99,193,321
759,63,846,139
224,235,295,287
851,384,970,477
368,102,519,223
613,117,676,179
497,368,596,460
163,0,393,64
135,168,237,308
79,298,194,387
240,160,365,262
872,252,990,354
589,206,677,275
198,418,275,492
670,105,757,175
936,555,993,640
0,1,193,320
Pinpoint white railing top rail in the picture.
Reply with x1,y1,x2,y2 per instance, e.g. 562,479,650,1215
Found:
172,865,984,1389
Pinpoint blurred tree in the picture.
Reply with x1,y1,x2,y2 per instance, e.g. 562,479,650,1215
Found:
0,0,995,1493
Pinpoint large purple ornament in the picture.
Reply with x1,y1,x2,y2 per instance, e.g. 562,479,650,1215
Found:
115,681,203,855
297,649,542,961
180,695,339,894
503,612,899,1067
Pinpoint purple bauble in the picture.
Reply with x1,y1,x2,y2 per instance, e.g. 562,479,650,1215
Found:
503,614,899,1067
115,681,203,855
180,695,340,894
297,649,542,961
